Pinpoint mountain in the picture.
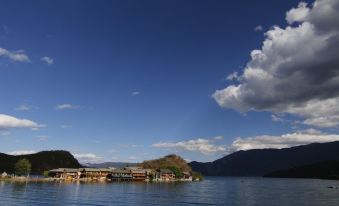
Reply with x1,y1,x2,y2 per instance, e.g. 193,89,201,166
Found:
189,141,339,176
139,154,192,172
85,162,138,168
264,160,339,179
0,150,81,174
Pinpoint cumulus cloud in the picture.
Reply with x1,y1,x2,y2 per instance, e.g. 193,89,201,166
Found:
55,104,79,110
212,0,339,128
153,138,226,155
73,153,102,163
0,114,43,130
40,56,54,65
0,48,30,62
8,150,36,155
230,129,339,151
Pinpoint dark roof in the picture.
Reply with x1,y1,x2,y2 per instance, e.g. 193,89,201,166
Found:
112,169,132,174
49,168,79,173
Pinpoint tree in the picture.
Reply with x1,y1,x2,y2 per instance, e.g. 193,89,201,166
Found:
167,166,183,179
14,159,31,176
192,171,203,181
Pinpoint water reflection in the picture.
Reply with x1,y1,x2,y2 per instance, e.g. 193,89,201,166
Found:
1,177,339,205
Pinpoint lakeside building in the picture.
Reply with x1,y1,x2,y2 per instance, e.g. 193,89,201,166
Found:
48,167,192,182
49,168,80,179
155,169,175,182
108,169,133,181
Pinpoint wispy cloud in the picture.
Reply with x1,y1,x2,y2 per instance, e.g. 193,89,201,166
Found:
15,104,37,111
15,104,31,111
60,124,71,129
41,56,54,65
254,25,263,31
0,48,30,62
0,131,10,136
8,150,36,155
36,135,49,141
131,91,140,96
271,114,284,122
213,136,224,140
230,129,339,151
73,153,102,163
55,104,79,110
226,71,240,81
153,137,226,155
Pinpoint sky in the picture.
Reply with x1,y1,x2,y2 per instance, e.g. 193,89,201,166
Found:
1,0,339,163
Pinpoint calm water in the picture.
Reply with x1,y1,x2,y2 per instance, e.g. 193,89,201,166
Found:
1,177,339,205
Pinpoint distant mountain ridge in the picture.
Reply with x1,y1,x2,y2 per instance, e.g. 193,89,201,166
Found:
189,141,339,176
85,162,138,168
0,150,81,174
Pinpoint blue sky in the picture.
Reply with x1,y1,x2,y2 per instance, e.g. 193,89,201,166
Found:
2,0,339,163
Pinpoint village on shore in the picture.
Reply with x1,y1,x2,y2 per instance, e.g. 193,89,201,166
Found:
48,166,200,182
1,154,203,183
1,166,201,183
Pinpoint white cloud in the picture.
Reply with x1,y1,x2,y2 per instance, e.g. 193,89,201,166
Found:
118,144,143,148
213,0,339,128
230,129,339,151
286,2,310,24
254,25,263,31
55,104,79,110
0,48,30,62
8,150,36,155
153,138,226,155
40,56,54,65
73,153,102,163
0,114,43,130
131,91,140,96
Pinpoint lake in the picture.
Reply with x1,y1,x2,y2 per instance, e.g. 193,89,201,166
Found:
1,177,339,205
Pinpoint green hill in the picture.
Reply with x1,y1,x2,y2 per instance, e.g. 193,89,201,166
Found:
139,154,192,172
0,150,81,174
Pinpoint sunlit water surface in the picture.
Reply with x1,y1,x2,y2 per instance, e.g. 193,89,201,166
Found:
1,177,339,205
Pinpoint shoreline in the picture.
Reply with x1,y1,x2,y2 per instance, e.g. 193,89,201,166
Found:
0,177,199,184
